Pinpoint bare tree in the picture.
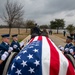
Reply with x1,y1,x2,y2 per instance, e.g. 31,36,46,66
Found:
25,20,35,32
1,0,24,34
17,19,24,34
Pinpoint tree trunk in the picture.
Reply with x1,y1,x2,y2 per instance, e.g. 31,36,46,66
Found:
9,23,12,35
18,28,20,34
9,28,11,35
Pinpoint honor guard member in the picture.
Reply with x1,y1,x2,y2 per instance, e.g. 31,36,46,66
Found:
64,36,73,54
11,34,21,52
31,23,41,38
0,34,11,75
69,40,75,58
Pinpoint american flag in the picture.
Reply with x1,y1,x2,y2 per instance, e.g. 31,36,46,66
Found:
7,36,74,75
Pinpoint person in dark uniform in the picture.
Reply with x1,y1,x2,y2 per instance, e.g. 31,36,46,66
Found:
0,34,11,75
41,29,48,37
69,40,75,58
63,30,66,37
64,36,73,54
49,29,52,35
31,23,41,38
11,34,21,52
70,33,74,38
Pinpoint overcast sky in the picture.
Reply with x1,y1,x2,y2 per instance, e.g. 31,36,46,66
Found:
0,0,75,26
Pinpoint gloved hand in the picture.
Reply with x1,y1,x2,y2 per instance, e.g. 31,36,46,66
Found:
1,51,9,61
8,47,13,53
60,47,64,51
69,49,73,53
20,42,24,47
58,45,62,49
65,48,69,52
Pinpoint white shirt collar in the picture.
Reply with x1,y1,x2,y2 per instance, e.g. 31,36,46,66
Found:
4,42,8,45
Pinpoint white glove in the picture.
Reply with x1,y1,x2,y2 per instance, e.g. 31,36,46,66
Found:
60,47,64,51
58,45,62,49
1,51,9,61
65,48,69,52
69,49,73,53
8,47,13,53
20,42,24,47
13,45,17,49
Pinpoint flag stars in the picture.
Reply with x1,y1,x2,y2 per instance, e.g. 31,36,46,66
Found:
33,49,38,53
22,50,27,54
11,63,15,70
15,69,22,75
21,60,27,67
35,44,39,46
28,67,35,74
27,54,33,59
29,46,33,48
34,60,40,66
16,56,21,60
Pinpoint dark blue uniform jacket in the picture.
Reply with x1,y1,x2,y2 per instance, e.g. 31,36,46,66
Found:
0,42,9,59
64,43,73,54
11,41,20,52
0,42,9,75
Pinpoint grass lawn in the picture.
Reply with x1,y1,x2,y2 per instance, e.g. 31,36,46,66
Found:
0,28,30,43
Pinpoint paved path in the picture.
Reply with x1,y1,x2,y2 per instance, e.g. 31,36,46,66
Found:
49,35,66,47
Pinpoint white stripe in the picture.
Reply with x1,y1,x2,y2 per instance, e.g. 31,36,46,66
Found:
33,36,39,41
27,36,39,45
42,36,50,75
50,39,69,75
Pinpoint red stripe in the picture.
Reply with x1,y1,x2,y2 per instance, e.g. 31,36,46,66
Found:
66,60,74,75
29,38,34,44
38,36,42,41
47,38,60,75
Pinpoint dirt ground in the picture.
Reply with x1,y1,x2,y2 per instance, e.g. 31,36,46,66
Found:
53,33,68,39
0,28,30,43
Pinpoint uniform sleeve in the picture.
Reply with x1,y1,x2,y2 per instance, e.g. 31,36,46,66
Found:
0,45,7,59
0,50,5,60
10,42,13,47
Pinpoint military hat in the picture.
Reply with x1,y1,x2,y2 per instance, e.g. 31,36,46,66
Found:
1,34,10,38
12,34,18,37
67,36,73,40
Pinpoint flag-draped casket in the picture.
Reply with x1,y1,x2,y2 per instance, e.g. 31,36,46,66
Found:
7,36,75,75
